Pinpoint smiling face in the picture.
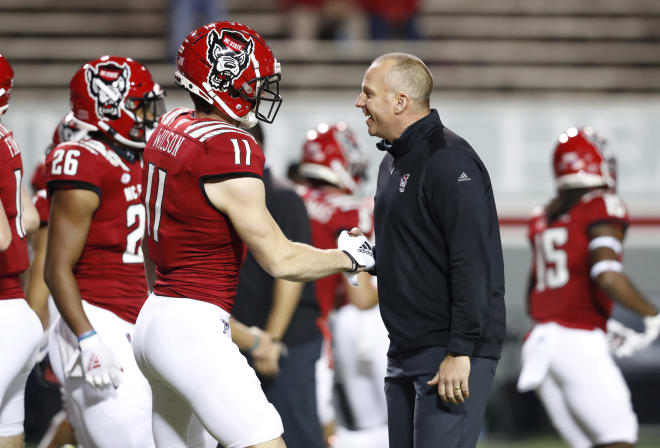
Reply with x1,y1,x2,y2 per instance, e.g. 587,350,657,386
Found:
355,61,398,142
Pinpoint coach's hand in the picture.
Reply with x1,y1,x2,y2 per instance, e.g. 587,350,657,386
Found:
338,229,375,287
428,354,470,404
78,332,123,390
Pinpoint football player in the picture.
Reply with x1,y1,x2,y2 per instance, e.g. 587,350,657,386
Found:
518,127,660,448
297,122,388,447
43,56,165,448
132,21,373,448
0,53,43,448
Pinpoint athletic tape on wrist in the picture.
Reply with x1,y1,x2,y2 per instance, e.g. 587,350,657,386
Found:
588,236,622,254
590,259,623,279
342,250,358,272
77,329,97,342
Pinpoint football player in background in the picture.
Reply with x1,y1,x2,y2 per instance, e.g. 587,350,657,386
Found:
44,56,165,448
518,127,660,448
0,53,43,448
25,113,87,448
133,22,373,448
296,123,388,448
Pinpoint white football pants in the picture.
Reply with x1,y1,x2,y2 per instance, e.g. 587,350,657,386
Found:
0,299,43,437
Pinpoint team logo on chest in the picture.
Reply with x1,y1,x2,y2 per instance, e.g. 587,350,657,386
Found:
85,61,130,120
206,28,254,92
399,173,411,192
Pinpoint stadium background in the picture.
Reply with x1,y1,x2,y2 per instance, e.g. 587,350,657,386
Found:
1,0,659,446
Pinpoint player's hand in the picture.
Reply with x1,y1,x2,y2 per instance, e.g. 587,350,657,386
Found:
338,229,375,287
607,319,643,357
427,354,470,404
640,312,660,346
249,327,280,377
78,333,123,389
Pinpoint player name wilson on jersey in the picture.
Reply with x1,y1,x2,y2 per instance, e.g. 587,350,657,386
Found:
151,128,185,158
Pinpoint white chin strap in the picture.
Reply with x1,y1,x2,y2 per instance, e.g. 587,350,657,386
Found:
97,121,145,149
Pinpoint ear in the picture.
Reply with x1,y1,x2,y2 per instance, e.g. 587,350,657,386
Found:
207,30,220,59
246,38,254,57
393,93,409,115
121,65,129,82
86,68,99,93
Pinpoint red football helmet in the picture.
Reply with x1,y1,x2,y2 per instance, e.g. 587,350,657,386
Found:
51,111,88,149
0,54,14,115
175,21,282,129
299,122,368,193
69,56,165,149
553,127,615,190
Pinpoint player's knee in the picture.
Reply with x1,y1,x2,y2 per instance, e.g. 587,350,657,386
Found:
0,432,25,448
250,436,286,448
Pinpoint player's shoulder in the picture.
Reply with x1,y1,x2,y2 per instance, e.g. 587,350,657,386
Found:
527,204,546,234
0,122,11,138
158,107,193,127
48,139,130,172
576,189,628,223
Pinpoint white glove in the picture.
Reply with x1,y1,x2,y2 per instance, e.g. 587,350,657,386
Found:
606,319,644,358
337,230,375,287
640,313,660,346
78,332,123,389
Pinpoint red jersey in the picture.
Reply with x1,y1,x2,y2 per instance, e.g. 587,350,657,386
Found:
0,123,29,299
141,108,265,313
298,185,374,318
528,190,629,331
46,139,147,323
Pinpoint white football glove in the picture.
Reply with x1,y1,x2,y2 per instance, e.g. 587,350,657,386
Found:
337,230,375,287
78,333,123,389
606,319,644,358
640,312,660,347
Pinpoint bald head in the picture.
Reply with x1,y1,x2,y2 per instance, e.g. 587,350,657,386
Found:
372,53,433,111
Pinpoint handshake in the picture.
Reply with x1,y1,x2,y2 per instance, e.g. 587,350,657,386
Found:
337,229,375,287
607,313,660,358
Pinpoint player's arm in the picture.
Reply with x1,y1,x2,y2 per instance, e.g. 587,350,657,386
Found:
343,272,378,309
265,279,303,341
21,185,39,234
141,238,156,293
44,189,99,337
588,223,658,317
0,198,10,251
204,177,357,281
26,226,50,329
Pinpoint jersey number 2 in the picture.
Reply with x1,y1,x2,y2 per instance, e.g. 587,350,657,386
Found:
144,162,166,243
534,228,569,291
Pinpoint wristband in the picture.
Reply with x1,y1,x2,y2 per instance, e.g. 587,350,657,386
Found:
77,329,97,342
247,333,261,353
342,250,358,272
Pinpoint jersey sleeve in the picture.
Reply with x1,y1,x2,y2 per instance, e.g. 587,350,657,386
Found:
581,192,630,231
46,143,101,196
33,189,50,226
199,131,265,180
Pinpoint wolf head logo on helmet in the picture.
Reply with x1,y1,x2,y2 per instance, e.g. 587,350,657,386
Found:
206,29,254,92
175,21,282,129
85,61,131,120
0,54,14,115
69,56,165,150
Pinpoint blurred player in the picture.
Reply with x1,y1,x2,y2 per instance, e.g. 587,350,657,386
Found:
25,113,88,448
133,21,373,448
44,56,165,448
0,53,43,448
297,122,387,447
518,127,660,448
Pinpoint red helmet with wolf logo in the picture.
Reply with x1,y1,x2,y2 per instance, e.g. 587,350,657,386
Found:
175,21,282,129
300,122,368,193
69,55,165,149
0,54,14,115
553,126,615,190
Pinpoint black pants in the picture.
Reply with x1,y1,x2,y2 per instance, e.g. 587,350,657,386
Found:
385,346,497,448
260,337,325,448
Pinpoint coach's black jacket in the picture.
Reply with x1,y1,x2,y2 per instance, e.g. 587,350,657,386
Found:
373,110,505,359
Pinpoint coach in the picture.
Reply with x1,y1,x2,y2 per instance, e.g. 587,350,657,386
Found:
353,53,506,447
